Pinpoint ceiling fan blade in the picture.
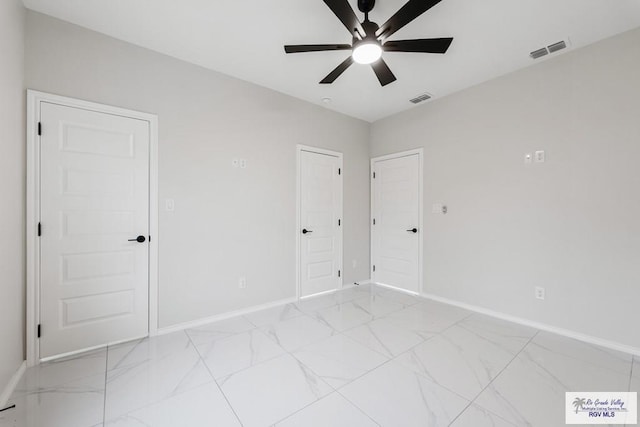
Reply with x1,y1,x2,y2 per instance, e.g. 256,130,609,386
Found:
376,0,442,41
320,56,354,84
285,44,352,54
383,37,453,54
371,58,397,86
323,0,366,38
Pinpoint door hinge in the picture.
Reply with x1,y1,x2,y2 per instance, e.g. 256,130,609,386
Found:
373,218,376,225
37,122,41,136
373,172,376,179
338,219,341,226
37,324,41,338
37,222,41,237
373,265,376,272
149,235,152,242
338,168,341,175
338,270,341,278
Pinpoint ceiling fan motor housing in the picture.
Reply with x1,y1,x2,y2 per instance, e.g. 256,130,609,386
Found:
356,20,380,42
358,0,375,14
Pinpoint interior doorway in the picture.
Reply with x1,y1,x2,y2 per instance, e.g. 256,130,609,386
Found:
27,91,159,363
371,149,423,294
297,145,343,298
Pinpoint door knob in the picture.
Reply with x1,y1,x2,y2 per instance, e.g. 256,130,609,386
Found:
406,228,418,233
128,235,146,243
302,229,313,234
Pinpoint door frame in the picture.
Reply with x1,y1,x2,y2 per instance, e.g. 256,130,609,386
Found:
370,148,424,295
296,145,343,300
26,90,159,365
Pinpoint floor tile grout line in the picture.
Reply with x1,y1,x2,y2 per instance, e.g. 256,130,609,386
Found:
266,370,339,425
194,318,337,383
296,309,499,426
185,331,245,427
211,335,290,384
102,330,217,424
287,334,391,395
213,293,394,426
208,301,501,427
446,329,541,427
269,320,342,425
194,321,339,427
334,358,401,427
336,329,395,360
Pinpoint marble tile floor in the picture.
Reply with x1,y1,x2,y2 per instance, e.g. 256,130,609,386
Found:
1,284,638,427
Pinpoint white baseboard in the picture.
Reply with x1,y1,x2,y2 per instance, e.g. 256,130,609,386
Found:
155,296,298,336
419,291,640,357
156,280,374,336
375,282,419,295
0,361,26,409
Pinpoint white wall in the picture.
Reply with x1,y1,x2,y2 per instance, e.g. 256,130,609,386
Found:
0,0,26,395
25,12,371,328
371,28,640,349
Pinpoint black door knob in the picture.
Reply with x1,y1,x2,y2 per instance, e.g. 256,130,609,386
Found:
302,229,313,234
128,235,146,243
406,228,418,233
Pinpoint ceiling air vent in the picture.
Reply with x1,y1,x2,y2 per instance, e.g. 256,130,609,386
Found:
547,40,567,53
530,47,549,59
409,93,432,104
530,39,569,59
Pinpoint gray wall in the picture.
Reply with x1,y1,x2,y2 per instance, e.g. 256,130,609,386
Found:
371,27,640,349
25,12,371,328
0,0,26,394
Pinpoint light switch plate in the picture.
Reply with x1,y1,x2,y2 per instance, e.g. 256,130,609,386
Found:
165,199,175,212
535,150,545,163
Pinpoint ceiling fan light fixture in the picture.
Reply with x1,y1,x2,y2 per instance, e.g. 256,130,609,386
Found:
352,42,382,64
283,0,453,86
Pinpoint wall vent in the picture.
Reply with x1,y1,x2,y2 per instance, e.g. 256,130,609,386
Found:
409,92,432,104
530,39,569,59
530,47,549,59
547,40,567,53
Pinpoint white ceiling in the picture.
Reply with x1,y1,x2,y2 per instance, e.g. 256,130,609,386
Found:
22,0,640,122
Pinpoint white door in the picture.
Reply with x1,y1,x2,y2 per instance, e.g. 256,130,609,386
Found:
299,149,343,298
372,152,422,293
39,102,150,359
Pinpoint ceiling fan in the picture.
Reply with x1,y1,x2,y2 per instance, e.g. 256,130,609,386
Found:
284,0,453,86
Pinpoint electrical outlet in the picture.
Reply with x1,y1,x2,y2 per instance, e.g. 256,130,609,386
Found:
232,159,239,168
535,286,545,300
239,159,247,169
239,277,246,289
535,150,545,163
